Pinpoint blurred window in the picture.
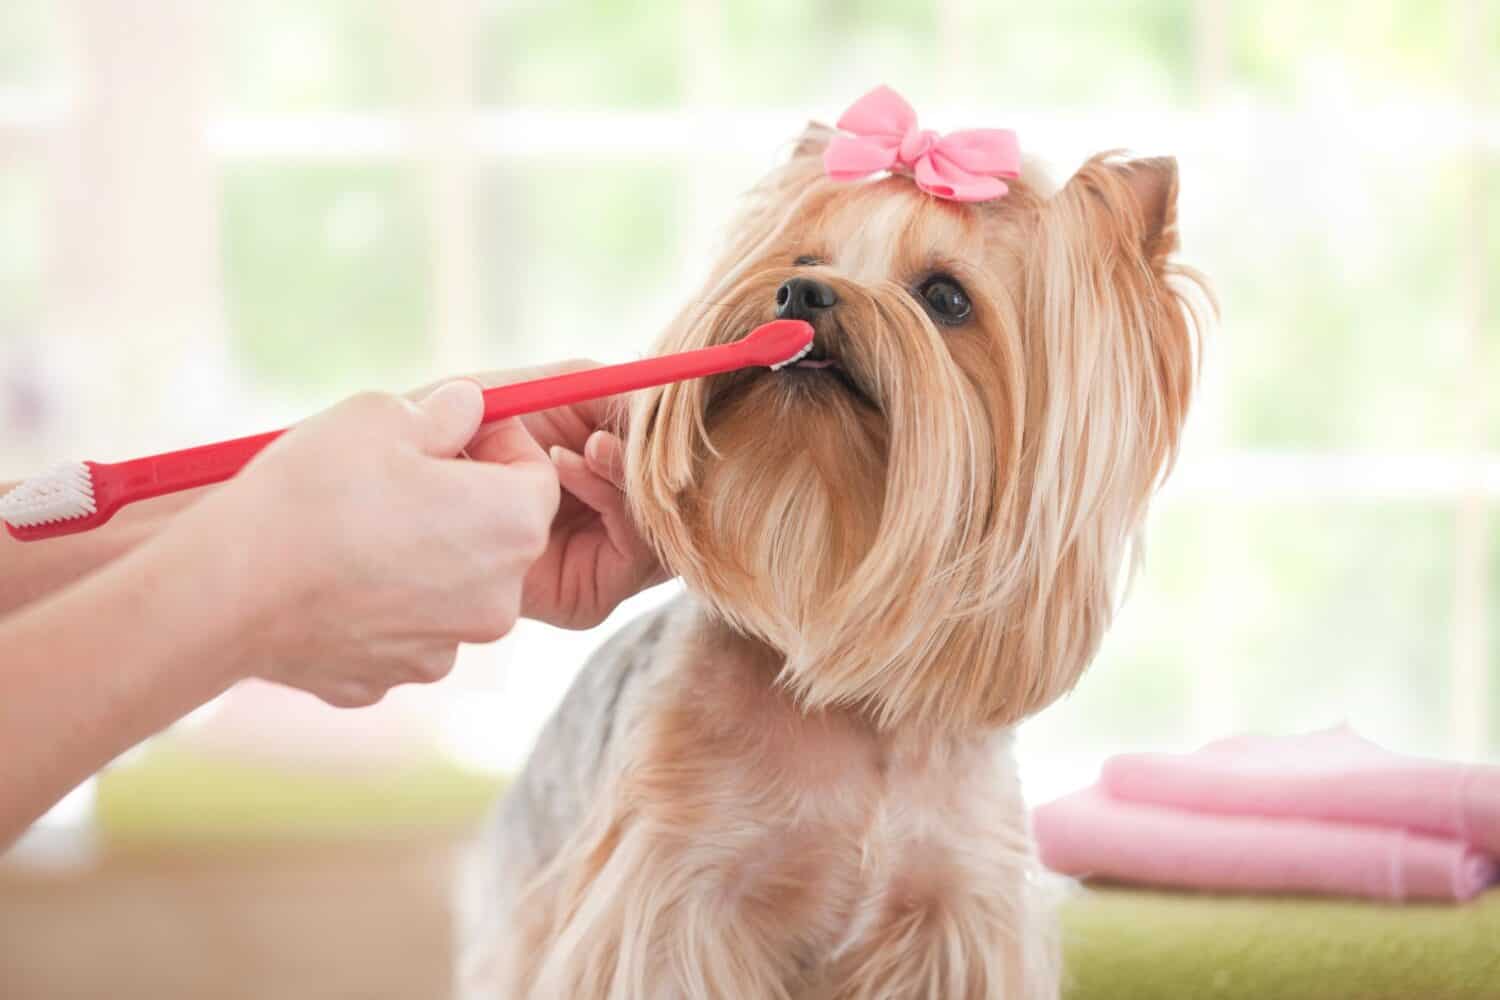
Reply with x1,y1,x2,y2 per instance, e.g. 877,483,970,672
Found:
0,0,1494,815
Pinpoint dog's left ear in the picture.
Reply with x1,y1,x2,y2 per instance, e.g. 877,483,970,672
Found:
1054,154,1180,264
1076,155,1179,263
1115,156,1178,261
790,121,836,160
1004,151,1201,725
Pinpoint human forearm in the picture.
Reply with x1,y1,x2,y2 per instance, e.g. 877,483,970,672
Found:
0,380,563,846
0,488,199,618
0,521,253,847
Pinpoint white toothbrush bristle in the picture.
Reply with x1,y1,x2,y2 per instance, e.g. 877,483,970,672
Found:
769,341,815,371
0,462,96,528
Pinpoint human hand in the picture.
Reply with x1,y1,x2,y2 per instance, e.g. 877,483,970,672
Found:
465,361,669,629
186,381,560,707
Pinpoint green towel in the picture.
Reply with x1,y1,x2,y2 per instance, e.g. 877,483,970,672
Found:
1062,886,1500,1000
96,744,506,843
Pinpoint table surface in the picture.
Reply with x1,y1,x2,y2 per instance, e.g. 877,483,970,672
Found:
0,836,459,1000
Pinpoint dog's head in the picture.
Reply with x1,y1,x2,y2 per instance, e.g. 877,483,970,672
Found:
627,122,1205,731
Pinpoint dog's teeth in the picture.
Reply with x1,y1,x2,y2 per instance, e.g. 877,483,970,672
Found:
769,342,814,371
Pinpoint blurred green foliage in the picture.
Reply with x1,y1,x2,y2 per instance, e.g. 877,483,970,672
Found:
1229,0,1463,101
716,0,939,106
1210,154,1471,450
0,0,58,93
1488,160,1500,448
0,167,43,340
477,0,942,107
479,164,684,362
478,0,685,107
0,1,1494,754
970,0,1197,107
221,165,430,393
1035,502,1458,755
1199,503,1454,748
220,0,407,112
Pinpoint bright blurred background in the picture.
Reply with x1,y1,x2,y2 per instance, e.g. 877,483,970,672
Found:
1,1,1496,996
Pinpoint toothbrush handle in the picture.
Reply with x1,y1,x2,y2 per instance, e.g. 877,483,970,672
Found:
6,329,785,541
99,430,285,505
96,341,747,497
480,341,744,422
99,341,749,499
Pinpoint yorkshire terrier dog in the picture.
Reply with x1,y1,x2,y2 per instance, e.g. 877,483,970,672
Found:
460,87,1205,999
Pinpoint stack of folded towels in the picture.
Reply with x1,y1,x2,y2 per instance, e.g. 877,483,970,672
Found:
1033,725,1500,902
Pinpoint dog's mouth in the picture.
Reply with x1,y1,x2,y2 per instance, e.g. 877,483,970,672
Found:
703,327,883,420
782,340,879,410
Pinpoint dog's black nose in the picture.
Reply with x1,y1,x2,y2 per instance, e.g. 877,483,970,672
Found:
775,277,838,320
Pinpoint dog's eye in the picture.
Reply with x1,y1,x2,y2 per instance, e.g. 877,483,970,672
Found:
793,255,824,267
918,276,972,325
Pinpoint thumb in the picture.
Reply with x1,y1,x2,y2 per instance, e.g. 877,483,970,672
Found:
469,416,550,469
413,379,485,457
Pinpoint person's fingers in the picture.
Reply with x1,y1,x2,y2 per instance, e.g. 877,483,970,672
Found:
583,430,626,489
551,446,625,517
462,419,560,540
319,679,388,709
468,416,551,469
568,394,617,435
405,644,460,685
413,379,485,457
550,445,656,569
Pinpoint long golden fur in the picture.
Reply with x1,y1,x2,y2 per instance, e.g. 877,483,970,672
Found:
459,120,1207,999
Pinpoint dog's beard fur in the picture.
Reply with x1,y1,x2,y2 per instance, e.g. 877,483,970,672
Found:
628,127,1207,733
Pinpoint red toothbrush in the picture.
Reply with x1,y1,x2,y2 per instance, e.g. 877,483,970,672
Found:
0,320,814,542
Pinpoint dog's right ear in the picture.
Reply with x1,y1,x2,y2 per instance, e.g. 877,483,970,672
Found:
790,121,836,161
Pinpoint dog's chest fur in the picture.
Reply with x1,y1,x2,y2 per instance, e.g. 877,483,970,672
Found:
635,603,1029,962
466,597,1048,998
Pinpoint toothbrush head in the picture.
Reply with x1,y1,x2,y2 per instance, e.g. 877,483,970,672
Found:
0,461,97,530
738,319,816,370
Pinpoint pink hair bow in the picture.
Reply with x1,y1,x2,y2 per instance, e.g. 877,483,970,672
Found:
823,86,1021,203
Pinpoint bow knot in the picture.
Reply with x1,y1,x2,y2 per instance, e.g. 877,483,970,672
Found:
822,86,1021,204
899,126,937,163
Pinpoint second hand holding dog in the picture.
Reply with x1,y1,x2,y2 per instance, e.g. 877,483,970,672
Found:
469,360,673,630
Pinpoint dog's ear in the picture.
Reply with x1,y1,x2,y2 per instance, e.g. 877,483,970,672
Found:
789,121,836,160
1114,156,1178,260
1059,155,1180,263
999,152,1202,725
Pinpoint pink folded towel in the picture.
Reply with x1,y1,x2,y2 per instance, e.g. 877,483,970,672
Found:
1033,727,1500,903
1033,786,1497,902
1100,726,1500,855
